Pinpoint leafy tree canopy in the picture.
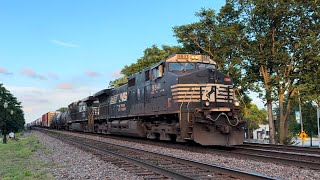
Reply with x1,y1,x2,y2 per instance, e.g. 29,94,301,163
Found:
0,84,25,143
173,4,246,89
121,45,183,77
56,107,68,113
231,0,320,143
244,103,267,130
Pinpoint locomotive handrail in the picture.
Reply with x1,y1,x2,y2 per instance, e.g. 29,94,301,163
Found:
179,87,192,130
227,86,230,106
186,87,197,123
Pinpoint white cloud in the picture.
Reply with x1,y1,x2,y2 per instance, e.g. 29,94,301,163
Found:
20,68,47,80
50,39,79,48
85,70,101,77
112,70,122,77
56,82,75,90
6,85,104,123
0,67,13,75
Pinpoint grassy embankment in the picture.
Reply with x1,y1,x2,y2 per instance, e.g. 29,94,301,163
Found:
0,132,54,180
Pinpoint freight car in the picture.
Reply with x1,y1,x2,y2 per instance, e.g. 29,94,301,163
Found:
41,112,56,127
33,54,245,145
50,111,69,130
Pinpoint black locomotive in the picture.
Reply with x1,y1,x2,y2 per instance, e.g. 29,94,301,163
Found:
35,54,245,145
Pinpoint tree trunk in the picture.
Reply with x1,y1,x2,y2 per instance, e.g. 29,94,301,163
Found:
3,134,7,144
279,90,295,144
267,100,276,144
261,65,275,144
279,93,285,144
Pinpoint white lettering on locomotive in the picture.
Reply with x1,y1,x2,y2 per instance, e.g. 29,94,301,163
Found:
110,92,128,105
117,103,126,111
119,92,128,102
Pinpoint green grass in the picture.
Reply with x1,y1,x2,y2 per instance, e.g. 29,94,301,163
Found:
0,132,55,180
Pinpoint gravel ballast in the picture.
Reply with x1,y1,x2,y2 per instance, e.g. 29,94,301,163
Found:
51,130,320,180
32,131,142,180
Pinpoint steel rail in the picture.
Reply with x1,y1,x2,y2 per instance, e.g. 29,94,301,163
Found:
44,130,277,180
61,136,194,180
223,148,320,170
241,142,320,154
43,130,193,180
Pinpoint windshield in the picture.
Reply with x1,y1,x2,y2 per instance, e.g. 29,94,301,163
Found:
196,63,216,70
169,62,216,71
169,63,195,71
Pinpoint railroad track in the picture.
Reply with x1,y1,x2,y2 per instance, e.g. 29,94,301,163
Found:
40,130,275,180
241,142,320,155
229,142,320,170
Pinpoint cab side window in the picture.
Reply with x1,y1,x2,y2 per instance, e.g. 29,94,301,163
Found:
152,68,159,79
151,64,164,80
128,77,135,87
145,70,150,81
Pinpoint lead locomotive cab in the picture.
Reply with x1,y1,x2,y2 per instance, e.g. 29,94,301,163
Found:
167,54,244,145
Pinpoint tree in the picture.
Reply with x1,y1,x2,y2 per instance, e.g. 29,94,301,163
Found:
232,0,320,144
285,101,318,145
173,5,245,88
301,102,318,138
0,84,25,144
299,31,320,107
121,45,182,77
108,76,127,88
243,103,267,138
109,45,182,87
56,107,68,113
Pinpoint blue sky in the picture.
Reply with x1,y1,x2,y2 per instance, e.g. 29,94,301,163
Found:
0,0,264,123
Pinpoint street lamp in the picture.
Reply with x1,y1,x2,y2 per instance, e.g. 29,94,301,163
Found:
4,102,8,109
273,113,277,144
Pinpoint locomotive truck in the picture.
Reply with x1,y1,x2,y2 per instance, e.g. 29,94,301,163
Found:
36,54,245,145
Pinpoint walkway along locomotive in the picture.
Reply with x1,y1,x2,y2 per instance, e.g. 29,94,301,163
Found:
36,54,245,145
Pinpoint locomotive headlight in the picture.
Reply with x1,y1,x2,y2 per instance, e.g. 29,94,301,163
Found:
205,101,210,106
191,55,199,60
234,101,240,107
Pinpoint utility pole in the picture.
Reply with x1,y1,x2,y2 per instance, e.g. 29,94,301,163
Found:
298,92,303,132
298,91,304,146
317,106,320,148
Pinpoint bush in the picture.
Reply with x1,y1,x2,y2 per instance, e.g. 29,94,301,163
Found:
283,132,298,145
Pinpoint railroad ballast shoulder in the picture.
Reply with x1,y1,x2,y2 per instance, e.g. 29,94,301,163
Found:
32,54,245,145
